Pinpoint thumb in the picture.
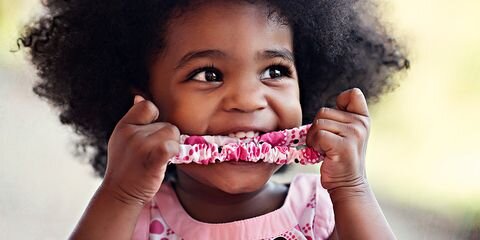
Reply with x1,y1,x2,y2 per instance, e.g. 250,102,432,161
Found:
134,95,144,104
335,88,369,117
118,95,160,125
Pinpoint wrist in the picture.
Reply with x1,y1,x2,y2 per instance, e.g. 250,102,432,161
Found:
69,183,146,239
326,181,396,240
98,180,150,208
328,180,372,204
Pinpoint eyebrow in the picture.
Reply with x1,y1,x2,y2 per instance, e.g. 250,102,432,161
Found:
257,48,294,63
175,48,294,70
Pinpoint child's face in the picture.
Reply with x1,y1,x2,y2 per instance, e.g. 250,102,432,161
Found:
148,1,302,194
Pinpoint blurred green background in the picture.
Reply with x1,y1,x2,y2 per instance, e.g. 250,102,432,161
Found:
1,0,479,239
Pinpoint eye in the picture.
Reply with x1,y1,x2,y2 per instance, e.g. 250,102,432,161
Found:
260,65,292,80
189,67,223,82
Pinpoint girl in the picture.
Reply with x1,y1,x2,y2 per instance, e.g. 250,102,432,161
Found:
19,0,409,239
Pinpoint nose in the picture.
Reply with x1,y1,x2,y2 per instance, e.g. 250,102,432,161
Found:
222,77,268,113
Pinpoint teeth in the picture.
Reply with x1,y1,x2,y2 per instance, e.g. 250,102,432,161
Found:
235,131,246,138
228,131,260,139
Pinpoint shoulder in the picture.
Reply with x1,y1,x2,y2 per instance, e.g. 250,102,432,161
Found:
290,173,320,187
132,182,176,240
288,173,332,211
289,173,329,201
289,173,335,239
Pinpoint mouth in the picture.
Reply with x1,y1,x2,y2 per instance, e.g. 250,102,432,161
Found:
170,125,323,166
227,161,257,165
224,160,270,168
226,131,266,140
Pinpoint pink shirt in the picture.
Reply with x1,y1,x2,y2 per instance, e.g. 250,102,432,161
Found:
133,174,335,240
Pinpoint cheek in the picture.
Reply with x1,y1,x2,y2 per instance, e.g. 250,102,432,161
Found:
285,99,303,123
148,75,215,132
269,88,303,126
160,94,217,134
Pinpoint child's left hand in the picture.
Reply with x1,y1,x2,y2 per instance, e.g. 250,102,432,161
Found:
306,88,370,192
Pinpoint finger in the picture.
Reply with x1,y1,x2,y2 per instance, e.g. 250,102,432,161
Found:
307,119,338,145
335,88,369,117
314,107,359,124
118,96,160,126
136,138,180,175
134,95,145,104
145,122,180,140
307,129,344,154
312,119,352,137
148,140,180,168
130,122,180,140
306,119,345,145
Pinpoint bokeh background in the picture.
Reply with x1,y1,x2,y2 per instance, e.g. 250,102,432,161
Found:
1,0,479,239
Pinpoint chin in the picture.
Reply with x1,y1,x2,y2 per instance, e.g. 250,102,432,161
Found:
177,162,281,195
213,172,270,194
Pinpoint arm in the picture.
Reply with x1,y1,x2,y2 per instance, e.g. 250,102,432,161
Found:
69,185,144,239
328,184,395,240
307,88,395,239
70,95,180,239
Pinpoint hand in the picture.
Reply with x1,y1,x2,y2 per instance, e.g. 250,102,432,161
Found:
306,88,370,192
102,95,180,206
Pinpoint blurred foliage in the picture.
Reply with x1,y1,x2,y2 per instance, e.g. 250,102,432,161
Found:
367,0,480,217
0,0,44,66
1,0,479,229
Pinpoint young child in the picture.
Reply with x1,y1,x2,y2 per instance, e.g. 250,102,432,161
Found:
19,0,409,239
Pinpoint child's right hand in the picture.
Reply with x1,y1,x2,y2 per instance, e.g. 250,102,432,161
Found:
101,95,180,206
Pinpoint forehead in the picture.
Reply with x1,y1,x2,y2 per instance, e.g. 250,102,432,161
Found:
160,1,292,58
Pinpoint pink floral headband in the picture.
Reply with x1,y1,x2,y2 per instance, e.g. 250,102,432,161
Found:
168,124,325,165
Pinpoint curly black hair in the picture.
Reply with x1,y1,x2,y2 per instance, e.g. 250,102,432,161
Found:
17,0,409,179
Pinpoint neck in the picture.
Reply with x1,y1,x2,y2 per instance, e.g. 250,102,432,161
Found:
172,170,287,223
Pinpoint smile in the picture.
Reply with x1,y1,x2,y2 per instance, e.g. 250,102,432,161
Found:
227,131,261,139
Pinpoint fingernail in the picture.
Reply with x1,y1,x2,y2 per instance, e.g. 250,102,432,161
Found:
134,95,142,104
354,88,363,95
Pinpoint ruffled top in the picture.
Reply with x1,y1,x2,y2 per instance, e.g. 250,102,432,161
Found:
132,174,335,240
